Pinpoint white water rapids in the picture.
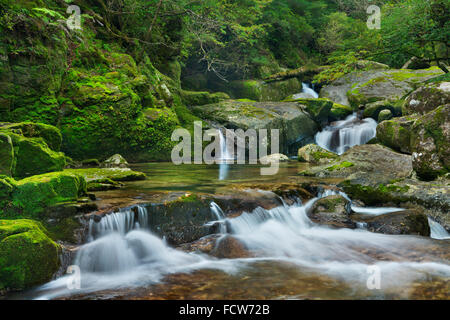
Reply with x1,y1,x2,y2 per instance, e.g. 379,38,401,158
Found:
315,113,377,155
33,190,450,300
292,83,319,99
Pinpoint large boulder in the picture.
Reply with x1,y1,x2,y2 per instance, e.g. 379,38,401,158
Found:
0,122,62,151
320,67,444,107
283,98,333,124
1,171,87,219
64,167,145,192
210,235,251,259
0,176,15,208
363,100,402,121
376,116,418,154
0,134,13,176
308,195,355,229
0,122,65,178
301,144,412,182
410,104,450,180
260,153,289,163
181,90,229,106
404,82,450,115
102,154,129,168
0,219,61,290
364,210,430,236
0,10,189,162
139,194,221,245
299,145,449,231
377,109,393,122
223,78,303,102
8,133,66,178
191,100,319,154
298,144,338,164
329,103,354,122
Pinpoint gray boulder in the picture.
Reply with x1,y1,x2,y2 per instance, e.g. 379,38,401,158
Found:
404,81,450,115
320,67,443,107
191,100,319,154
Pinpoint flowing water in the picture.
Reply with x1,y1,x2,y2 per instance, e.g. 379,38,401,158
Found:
28,188,449,300
315,113,377,155
429,218,450,240
7,82,448,299
218,129,234,180
293,83,319,99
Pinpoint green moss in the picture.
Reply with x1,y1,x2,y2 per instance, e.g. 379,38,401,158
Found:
46,217,81,243
285,98,333,123
8,132,65,178
64,168,146,182
340,181,411,206
5,171,87,218
0,133,14,176
326,161,354,171
0,122,62,151
0,219,60,290
81,159,100,167
311,151,338,162
229,80,262,101
181,90,229,106
329,103,354,121
316,195,347,212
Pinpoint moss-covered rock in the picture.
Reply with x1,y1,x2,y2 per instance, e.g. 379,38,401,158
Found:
376,116,418,154
365,210,430,236
210,235,251,259
329,103,353,121
80,159,100,167
299,144,412,182
0,122,65,178
132,194,219,245
0,219,60,290
0,5,198,162
13,172,87,216
404,81,450,115
8,132,65,178
222,78,303,102
284,98,333,124
308,195,355,229
377,109,393,122
347,68,444,108
410,104,450,180
298,144,338,164
363,100,402,121
320,67,443,107
0,176,15,207
0,133,13,176
1,171,87,219
181,90,229,106
64,168,146,183
0,122,62,151
102,154,128,168
191,100,319,154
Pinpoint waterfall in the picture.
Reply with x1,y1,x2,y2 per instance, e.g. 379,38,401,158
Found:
428,218,450,240
77,205,211,274
35,192,450,299
218,130,232,162
315,113,377,155
218,129,234,180
292,82,319,99
87,206,149,241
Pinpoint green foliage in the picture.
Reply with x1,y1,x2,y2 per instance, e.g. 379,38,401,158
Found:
314,52,360,84
4,171,86,218
376,0,449,69
0,219,60,290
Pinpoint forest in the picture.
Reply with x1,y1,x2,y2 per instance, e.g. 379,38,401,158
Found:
0,0,449,302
